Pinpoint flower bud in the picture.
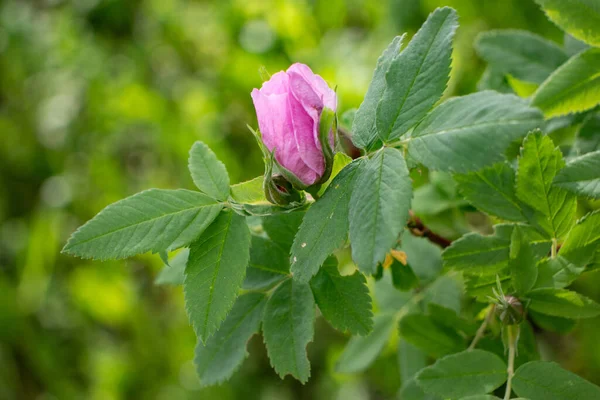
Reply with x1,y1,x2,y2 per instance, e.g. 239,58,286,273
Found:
264,174,304,206
495,295,525,325
251,63,337,188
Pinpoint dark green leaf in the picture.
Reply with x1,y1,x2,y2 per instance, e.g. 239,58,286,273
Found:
560,210,600,266
188,141,230,201
310,257,373,336
391,259,420,291
527,288,600,318
400,230,443,283
194,293,266,386
63,189,223,260
554,150,600,198
262,211,304,252
399,314,464,357
513,361,600,400
377,7,458,141
291,160,363,282
408,91,543,173
243,235,289,291
416,350,507,398
509,226,538,295
263,279,314,383
534,256,585,289
399,339,428,383
349,148,412,274
184,211,251,343
530,311,577,333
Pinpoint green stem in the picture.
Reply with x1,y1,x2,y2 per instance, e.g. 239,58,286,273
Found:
468,304,496,351
551,238,558,258
504,325,519,400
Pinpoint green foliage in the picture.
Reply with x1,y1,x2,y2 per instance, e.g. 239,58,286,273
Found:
509,226,539,295
533,0,600,47
63,189,223,260
532,48,600,117
349,148,412,274
188,141,231,201
407,91,543,172
554,150,600,198
243,235,289,291
309,257,373,335
262,279,314,383
513,361,600,399
475,30,568,84
194,293,266,386
416,350,507,398
560,210,600,266
526,288,600,318
399,314,464,357
376,7,458,142
516,131,576,240
290,160,362,282
184,211,251,343
154,248,189,286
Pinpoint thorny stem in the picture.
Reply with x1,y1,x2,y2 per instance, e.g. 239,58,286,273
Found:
407,211,453,248
468,304,496,351
504,324,519,400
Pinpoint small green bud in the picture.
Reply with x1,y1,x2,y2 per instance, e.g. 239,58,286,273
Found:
264,174,304,206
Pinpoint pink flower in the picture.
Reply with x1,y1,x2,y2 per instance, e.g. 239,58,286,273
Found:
251,63,337,187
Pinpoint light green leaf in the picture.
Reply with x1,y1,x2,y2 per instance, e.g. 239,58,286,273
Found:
291,160,363,282
184,211,251,343
310,257,372,335
454,162,524,221
63,189,223,260
400,230,443,283
188,141,230,201
560,210,600,266
532,48,600,117
154,248,189,286
416,350,507,399
377,7,458,142
478,66,513,94
399,339,428,383
374,270,413,312
554,150,600,198
423,275,463,314
263,279,314,383
509,226,538,295
243,235,289,291
475,30,568,84
335,314,395,373
527,288,600,318
513,361,600,400
535,256,585,289
399,314,464,357
533,0,600,47
230,176,264,204
516,132,576,240
349,148,412,274
318,152,353,195
400,378,443,400
443,224,550,274
194,293,266,386
408,91,543,173
352,35,404,149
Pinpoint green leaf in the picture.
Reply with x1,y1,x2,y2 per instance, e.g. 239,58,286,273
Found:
408,91,543,173
443,224,550,274
423,275,463,314
516,131,576,240
390,259,420,291
188,141,230,201
262,211,304,252
291,160,363,282
184,211,251,343
352,35,405,149
554,150,600,198
399,314,464,357
230,176,265,204
154,248,188,286
400,230,443,283
513,361,600,400
532,48,600,117
428,303,478,336
527,288,600,318
560,210,600,266
399,339,428,383
63,189,223,260
349,148,412,274
535,256,585,289
564,33,590,57
335,314,395,373
309,257,373,336
194,292,266,386
533,0,600,47
509,226,538,295
454,162,525,221
318,152,353,195
478,66,514,94
374,270,413,312
465,272,512,300
529,311,577,334
263,279,314,383
400,378,443,400
459,396,502,400
243,235,289,291
376,7,458,142
475,30,568,84
573,115,600,156
416,350,507,399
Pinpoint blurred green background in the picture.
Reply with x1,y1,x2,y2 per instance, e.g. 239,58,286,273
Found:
1,0,599,399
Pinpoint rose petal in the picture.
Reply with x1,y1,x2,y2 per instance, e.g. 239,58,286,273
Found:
287,92,325,177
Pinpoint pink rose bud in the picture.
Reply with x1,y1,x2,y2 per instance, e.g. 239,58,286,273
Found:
251,63,337,187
